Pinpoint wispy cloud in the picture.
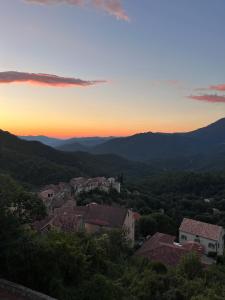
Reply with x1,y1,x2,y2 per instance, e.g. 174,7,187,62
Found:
195,83,225,92
24,0,129,21
188,94,225,103
0,71,106,87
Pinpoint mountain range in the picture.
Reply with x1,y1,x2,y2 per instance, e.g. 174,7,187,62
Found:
0,130,151,186
20,135,115,148
20,118,225,168
2,118,225,187
91,118,225,162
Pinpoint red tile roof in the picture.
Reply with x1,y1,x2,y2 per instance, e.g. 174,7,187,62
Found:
52,213,83,233
33,200,81,233
136,232,204,267
179,218,223,241
182,241,204,254
74,203,128,228
136,232,176,255
140,243,188,267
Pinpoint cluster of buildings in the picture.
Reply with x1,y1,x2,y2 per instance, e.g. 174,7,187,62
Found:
70,177,121,194
39,176,121,213
35,177,135,244
136,218,225,266
36,177,225,267
33,201,136,245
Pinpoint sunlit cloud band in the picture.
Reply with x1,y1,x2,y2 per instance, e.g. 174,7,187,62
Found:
24,0,129,21
188,94,225,103
209,84,225,92
0,71,106,87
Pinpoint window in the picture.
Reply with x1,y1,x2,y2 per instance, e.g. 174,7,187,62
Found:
194,238,200,243
208,243,215,249
181,234,187,240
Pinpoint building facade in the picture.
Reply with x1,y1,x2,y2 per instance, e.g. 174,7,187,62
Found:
179,218,224,256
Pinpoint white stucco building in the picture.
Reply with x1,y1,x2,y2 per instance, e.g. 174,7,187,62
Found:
179,218,224,256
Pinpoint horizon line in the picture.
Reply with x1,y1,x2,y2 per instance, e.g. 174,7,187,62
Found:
2,117,224,139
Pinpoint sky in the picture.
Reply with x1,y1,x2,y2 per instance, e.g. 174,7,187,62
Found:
0,0,225,138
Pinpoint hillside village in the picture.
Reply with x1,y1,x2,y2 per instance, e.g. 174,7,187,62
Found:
34,176,225,267
35,177,135,244
39,177,121,213
2,172,225,299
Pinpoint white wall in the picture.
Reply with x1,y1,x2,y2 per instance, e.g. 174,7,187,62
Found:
123,209,135,246
179,230,224,256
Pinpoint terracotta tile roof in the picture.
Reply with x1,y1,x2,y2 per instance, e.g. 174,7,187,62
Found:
140,243,188,267
136,232,205,267
136,232,176,255
179,218,223,241
74,204,128,228
33,200,80,232
182,241,204,254
52,213,83,233
34,202,127,233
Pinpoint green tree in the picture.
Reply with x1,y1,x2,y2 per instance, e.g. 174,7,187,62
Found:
178,253,203,280
138,215,157,237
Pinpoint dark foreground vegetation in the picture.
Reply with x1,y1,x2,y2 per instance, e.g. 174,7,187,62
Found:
2,174,225,299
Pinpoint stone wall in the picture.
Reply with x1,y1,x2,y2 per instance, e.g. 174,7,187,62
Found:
0,279,57,300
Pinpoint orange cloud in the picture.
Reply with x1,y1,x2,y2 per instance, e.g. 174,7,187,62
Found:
195,83,225,92
209,84,225,91
188,94,225,103
0,71,106,87
24,0,129,21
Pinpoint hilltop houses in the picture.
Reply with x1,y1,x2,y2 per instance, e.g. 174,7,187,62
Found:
136,218,225,266
39,182,74,213
35,176,134,245
39,176,121,213
70,177,121,194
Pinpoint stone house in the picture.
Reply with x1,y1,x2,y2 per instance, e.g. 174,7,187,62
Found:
72,203,135,245
33,200,83,233
70,177,121,195
39,183,75,213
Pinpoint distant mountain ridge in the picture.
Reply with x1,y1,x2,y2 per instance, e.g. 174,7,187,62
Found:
20,135,115,149
1,130,151,186
8,118,225,175
91,118,225,163
20,135,64,147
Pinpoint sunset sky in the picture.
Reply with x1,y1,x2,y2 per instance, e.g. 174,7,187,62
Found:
1,0,225,138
